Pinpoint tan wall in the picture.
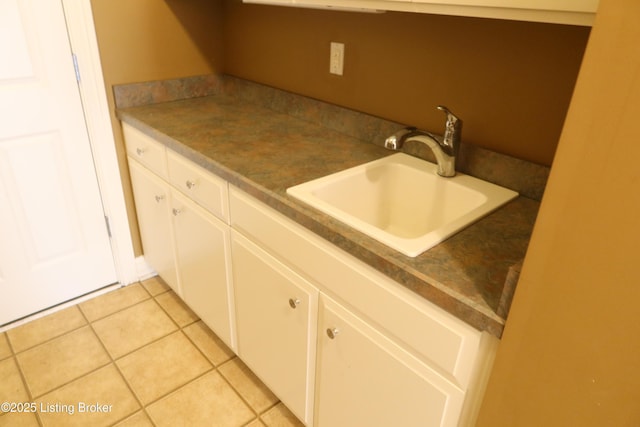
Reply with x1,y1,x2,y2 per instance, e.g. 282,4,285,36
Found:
91,0,224,255
476,0,640,424
222,0,589,166
92,0,588,255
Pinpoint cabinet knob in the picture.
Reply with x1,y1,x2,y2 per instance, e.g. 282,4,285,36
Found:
172,208,182,216
288,298,300,309
185,180,196,190
154,195,165,203
326,328,340,339
136,147,145,156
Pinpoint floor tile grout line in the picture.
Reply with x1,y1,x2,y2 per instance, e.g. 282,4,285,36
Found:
7,301,94,427
117,331,217,408
142,281,286,424
2,328,17,356
26,357,114,401
86,282,182,427
215,358,262,419
9,352,44,426
118,352,267,424
84,307,202,419
96,315,179,361
137,362,274,426
5,306,89,355
53,282,158,426
56,280,171,426
151,290,199,331
89,296,182,361
2,277,297,427
6,283,179,410
84,311,148,424
179,320,235,369
88,308,215,421
0,332,11,361
4,282,162,357
6,282,153,357
92,281,161,427
214,357,285,422
77,281,155,324
139,365,219,412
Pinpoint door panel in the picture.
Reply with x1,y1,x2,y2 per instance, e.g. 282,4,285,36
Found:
3,133,82,264
0,0,116,325
0,0,34,80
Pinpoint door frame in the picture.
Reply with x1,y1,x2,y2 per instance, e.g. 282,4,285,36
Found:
61,1,138,286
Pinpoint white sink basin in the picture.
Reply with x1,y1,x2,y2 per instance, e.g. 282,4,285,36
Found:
287,153,518,257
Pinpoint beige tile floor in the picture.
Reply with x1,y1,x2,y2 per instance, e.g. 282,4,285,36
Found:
0,277,304,427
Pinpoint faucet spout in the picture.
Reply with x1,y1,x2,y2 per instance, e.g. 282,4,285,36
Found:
384,127,416,150
384,106,462,177
405,133,457,177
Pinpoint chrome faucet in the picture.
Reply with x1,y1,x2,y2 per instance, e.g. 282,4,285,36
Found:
384,105,462,177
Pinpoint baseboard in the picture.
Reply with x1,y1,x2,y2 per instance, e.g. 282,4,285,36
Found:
135,256,157,281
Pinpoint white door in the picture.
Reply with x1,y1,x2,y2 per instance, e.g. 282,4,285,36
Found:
0,0,117,325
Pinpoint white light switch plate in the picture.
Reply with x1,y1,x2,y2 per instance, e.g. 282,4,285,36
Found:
330,42,344,76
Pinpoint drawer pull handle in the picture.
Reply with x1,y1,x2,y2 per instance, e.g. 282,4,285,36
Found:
154,195,165,203
186,180,196,189
136,147,145,156
172,208,182,216
326,328,340,339
288,298,300,309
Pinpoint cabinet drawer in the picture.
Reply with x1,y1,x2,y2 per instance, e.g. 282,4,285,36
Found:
230,186,482,389
123,123,168,178
168,150,229,223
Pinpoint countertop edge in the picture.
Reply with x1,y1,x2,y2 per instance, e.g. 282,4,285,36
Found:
117,108,527,338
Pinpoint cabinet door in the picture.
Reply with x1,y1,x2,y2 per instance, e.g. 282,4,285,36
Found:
128,159,179,291
232,232,317,425
171,190,235,349
315,296,465,427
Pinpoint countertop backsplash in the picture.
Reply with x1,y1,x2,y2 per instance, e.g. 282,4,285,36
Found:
114,74,549,202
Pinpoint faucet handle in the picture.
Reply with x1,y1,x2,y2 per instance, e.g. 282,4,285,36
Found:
436,105,462,130
436,105,462,155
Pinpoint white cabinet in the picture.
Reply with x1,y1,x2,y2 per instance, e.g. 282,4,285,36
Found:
171,190,235,347
407,0,598,25
315,295,464,427
243,0,598,26
229,186,497,426
128,159,179,292
124,123,235,349
125,121,497,427
232,232,318,424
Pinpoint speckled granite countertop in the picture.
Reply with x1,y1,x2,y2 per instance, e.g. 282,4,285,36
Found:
117,94,539,337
